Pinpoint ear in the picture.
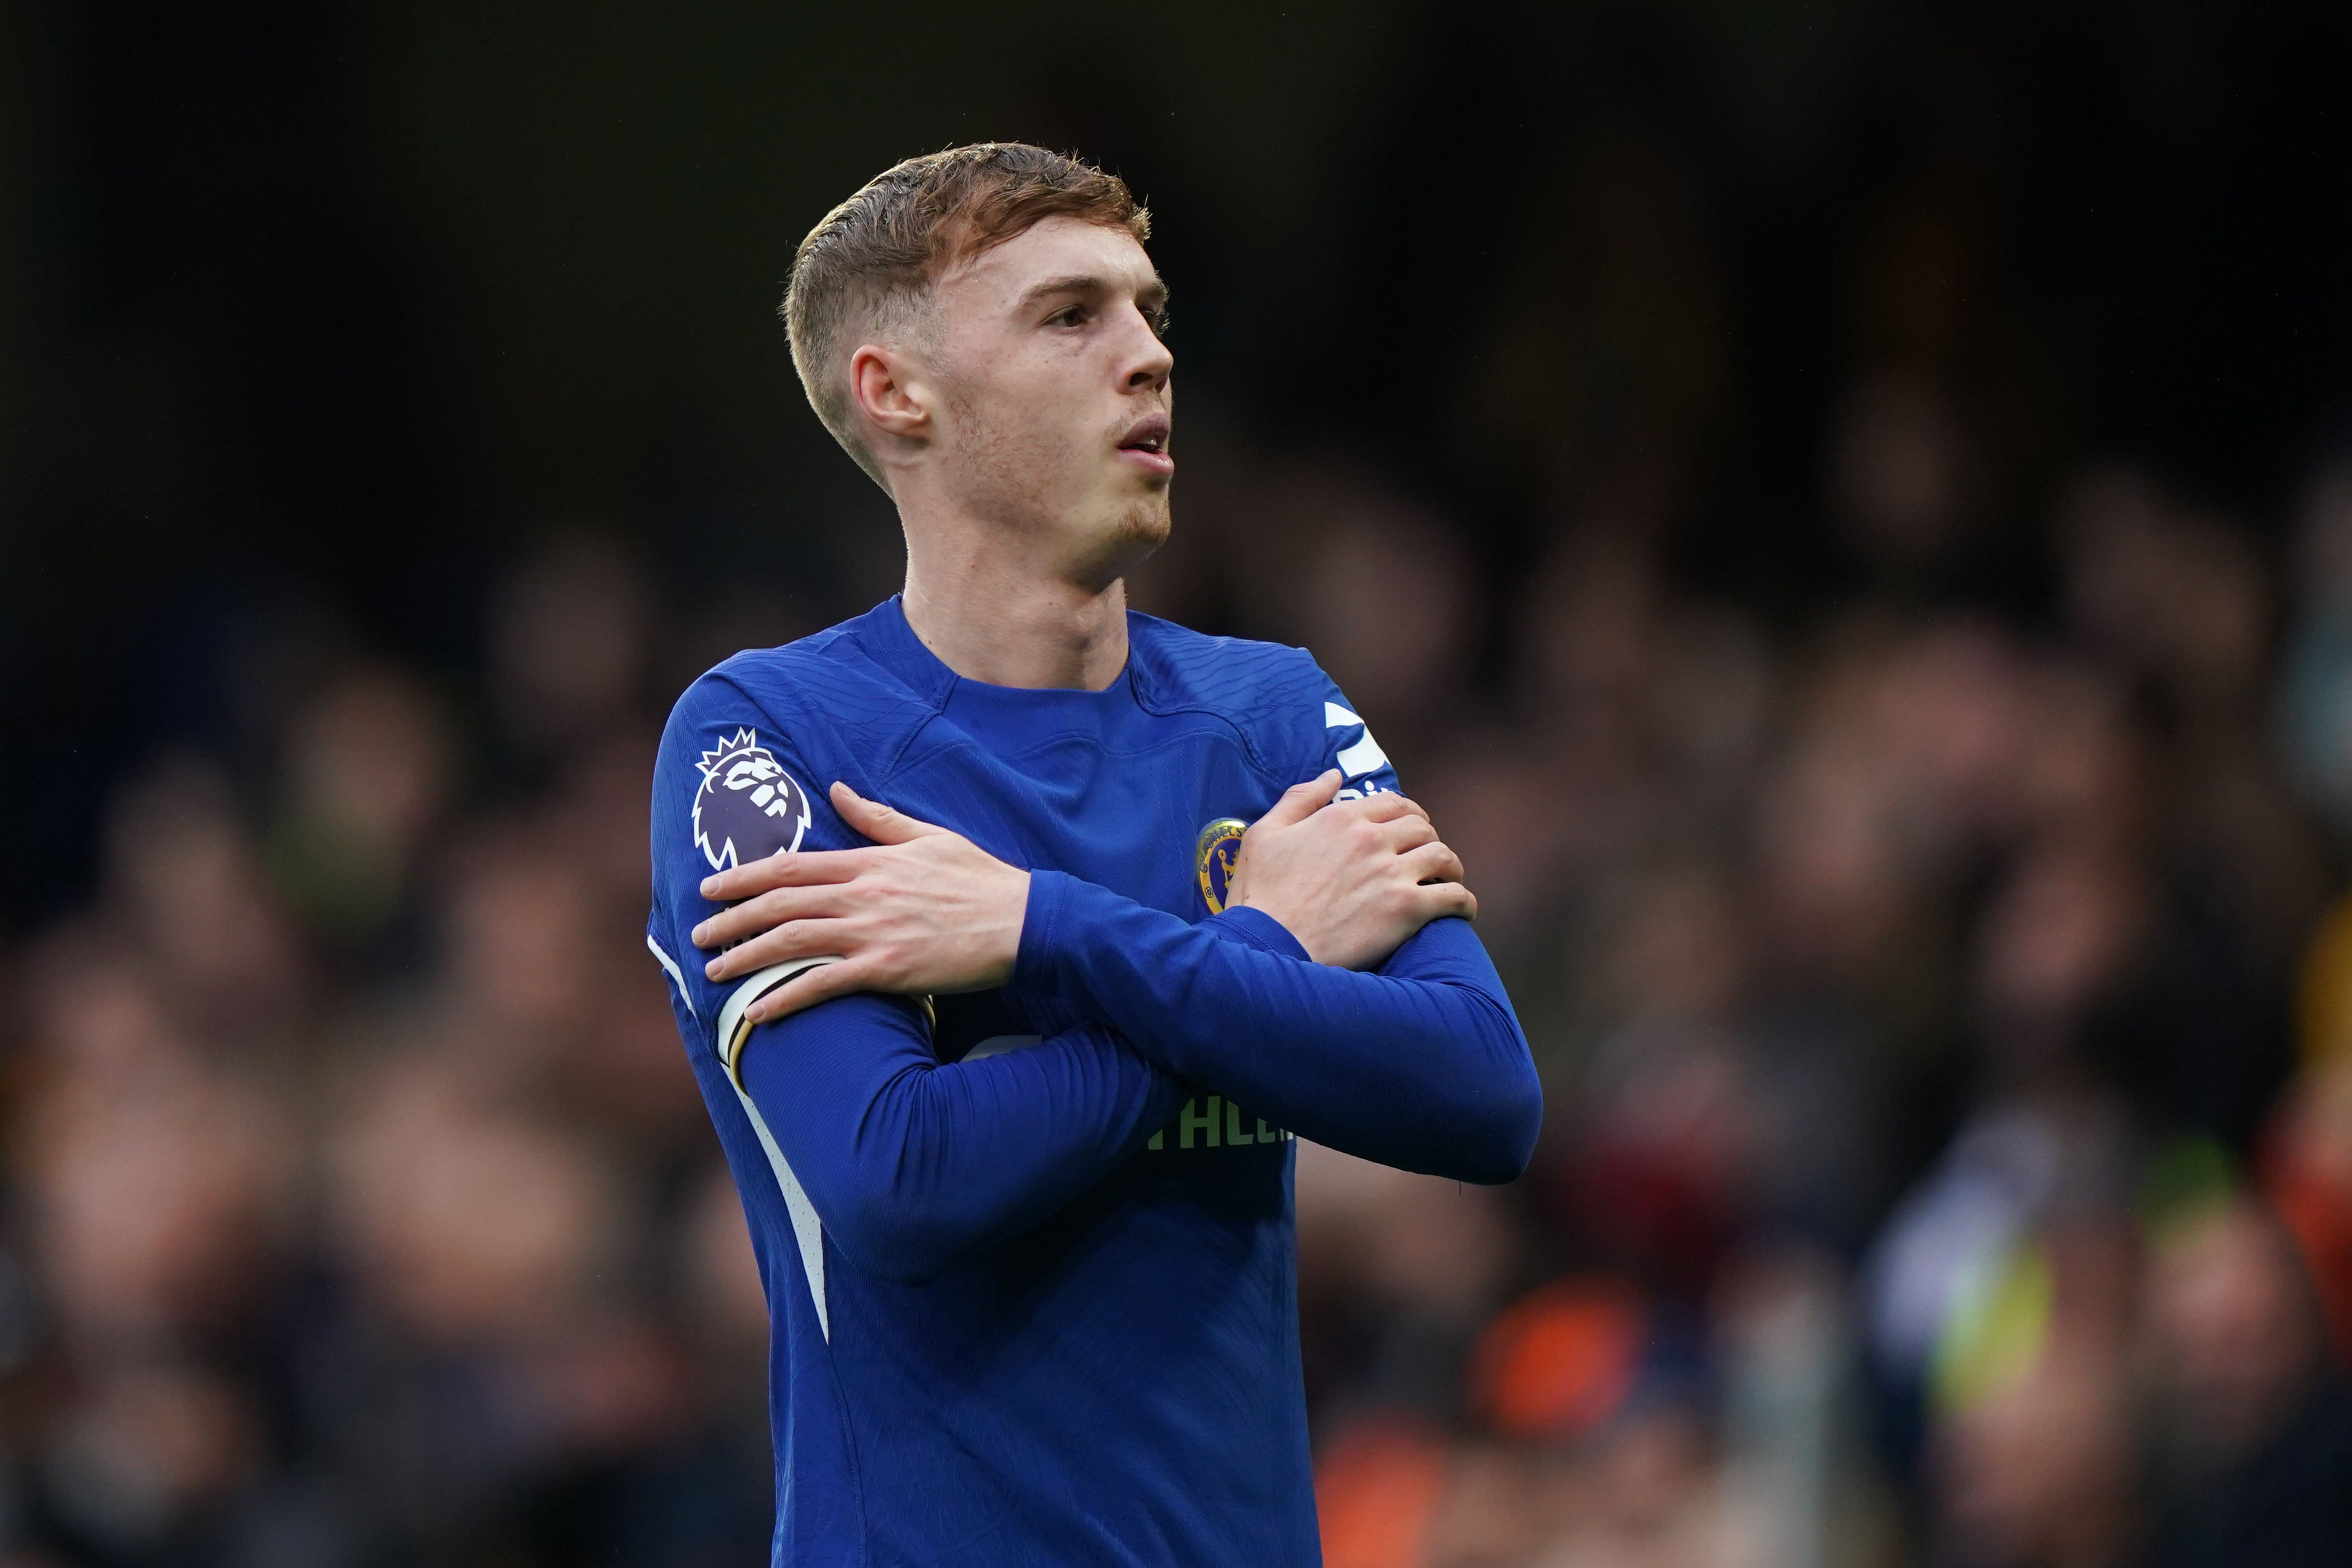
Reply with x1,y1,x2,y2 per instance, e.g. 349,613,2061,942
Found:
848,343,930,447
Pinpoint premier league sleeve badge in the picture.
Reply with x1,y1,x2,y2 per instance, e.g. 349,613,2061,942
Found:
693,728,813,872
1194,817,1247,915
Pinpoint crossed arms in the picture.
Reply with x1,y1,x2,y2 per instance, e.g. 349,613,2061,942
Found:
690,772,1542,1284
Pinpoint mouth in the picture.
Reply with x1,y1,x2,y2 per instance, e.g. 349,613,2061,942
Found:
1116,412,1174,475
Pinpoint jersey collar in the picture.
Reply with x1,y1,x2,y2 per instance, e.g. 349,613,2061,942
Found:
855,593,1140,707
850,595,962,706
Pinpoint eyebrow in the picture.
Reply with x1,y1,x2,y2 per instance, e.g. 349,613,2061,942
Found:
1018,272,1170,312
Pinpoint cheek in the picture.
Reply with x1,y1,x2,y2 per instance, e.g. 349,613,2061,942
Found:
959,370,1089,479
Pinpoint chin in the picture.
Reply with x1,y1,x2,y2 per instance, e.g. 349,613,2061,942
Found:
1115,496,1173,562
1070,498,1171,586
1126,494,1173,547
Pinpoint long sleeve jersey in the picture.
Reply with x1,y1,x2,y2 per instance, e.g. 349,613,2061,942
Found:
645,595,1541,1566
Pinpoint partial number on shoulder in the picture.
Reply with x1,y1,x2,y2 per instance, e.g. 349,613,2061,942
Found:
1323,701,1392,799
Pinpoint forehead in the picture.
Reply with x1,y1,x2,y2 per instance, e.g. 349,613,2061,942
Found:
936,216,1159,313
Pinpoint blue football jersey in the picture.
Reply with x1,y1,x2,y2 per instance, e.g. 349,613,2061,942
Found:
645,596,1538,1566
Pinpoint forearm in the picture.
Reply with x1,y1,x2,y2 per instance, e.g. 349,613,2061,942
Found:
1013,872,1542,1182
740,992,1184,1283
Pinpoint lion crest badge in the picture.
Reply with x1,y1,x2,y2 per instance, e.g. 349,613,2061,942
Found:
693,728,812,871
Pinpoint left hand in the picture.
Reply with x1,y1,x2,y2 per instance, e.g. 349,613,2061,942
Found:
1225,771,1474,969
690,782,1031,1026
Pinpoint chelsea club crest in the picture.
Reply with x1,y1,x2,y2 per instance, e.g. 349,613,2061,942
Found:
1195,817,1246,914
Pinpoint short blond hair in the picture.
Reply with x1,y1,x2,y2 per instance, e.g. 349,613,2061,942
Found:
782,144,1151,486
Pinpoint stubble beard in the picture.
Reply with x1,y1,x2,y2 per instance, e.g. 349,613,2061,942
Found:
948,393,1172,591
1084,492,1173,589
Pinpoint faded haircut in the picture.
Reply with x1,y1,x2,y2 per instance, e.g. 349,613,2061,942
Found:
782,144,1151,488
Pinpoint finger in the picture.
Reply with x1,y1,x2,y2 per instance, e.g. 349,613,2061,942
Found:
831,781,950,845
692,884,851,950
1399,840,1465,886
700,846,869,903
1354,791,1432,826
1257,769,1343,832
1375,814,1440,854
1413,879,1479,923
707,918,860,983
745,956,871,1025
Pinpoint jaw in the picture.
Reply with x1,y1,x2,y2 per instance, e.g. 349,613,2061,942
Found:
944,434,1173,589
1059,492,1172,593
908,382,1173,591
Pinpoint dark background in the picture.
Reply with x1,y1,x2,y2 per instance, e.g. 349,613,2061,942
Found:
10,0,2352,928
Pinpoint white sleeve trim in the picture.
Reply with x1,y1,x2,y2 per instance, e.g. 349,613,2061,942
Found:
730,1078,831,1341
645,933,697,1019
708,959,942,1346
713,957,843,1344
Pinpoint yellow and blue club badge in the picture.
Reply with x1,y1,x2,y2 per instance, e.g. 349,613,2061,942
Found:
1195,817,1247,915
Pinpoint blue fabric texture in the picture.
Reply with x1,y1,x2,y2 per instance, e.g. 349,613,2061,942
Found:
645,596,1540,1566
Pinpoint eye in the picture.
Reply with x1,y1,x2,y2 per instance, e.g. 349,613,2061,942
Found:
1048,304,1089,329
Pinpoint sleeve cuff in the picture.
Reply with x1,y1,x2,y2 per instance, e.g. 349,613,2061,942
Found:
1013,868,1073,992
1207,905,1311,962
1018,870,1315,983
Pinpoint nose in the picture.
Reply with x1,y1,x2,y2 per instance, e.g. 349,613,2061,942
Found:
1122,304,1173,393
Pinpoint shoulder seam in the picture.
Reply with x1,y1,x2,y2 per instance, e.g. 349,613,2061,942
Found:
701,661,951,793
1129,670,1293,786
1126,621,1323,785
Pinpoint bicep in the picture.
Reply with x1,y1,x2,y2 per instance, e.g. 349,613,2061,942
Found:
737,991,939,1206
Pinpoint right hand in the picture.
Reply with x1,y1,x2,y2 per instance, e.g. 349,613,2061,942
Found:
1225,769,1476,970
689,783,1030,1026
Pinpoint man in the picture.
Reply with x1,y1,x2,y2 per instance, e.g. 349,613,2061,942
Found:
645,143,1540,1566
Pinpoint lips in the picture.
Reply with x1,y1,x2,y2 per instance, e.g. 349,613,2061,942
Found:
1117,412,1172,457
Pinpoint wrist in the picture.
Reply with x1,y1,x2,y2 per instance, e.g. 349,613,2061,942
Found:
1210,904,1311,962
996,867,1032,979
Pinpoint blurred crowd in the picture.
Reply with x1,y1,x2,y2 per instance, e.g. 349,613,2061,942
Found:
1257,431,2352,1566
1,542,782,1566
8,419,2352,1568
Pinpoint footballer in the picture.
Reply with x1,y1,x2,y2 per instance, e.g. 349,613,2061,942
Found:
644,144,1541,1565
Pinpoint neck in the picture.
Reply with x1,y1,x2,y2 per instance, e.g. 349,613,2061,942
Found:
900,532,1131,691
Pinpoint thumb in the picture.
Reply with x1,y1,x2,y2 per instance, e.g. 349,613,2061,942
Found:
1258,768,1343,830
831,780,947,845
